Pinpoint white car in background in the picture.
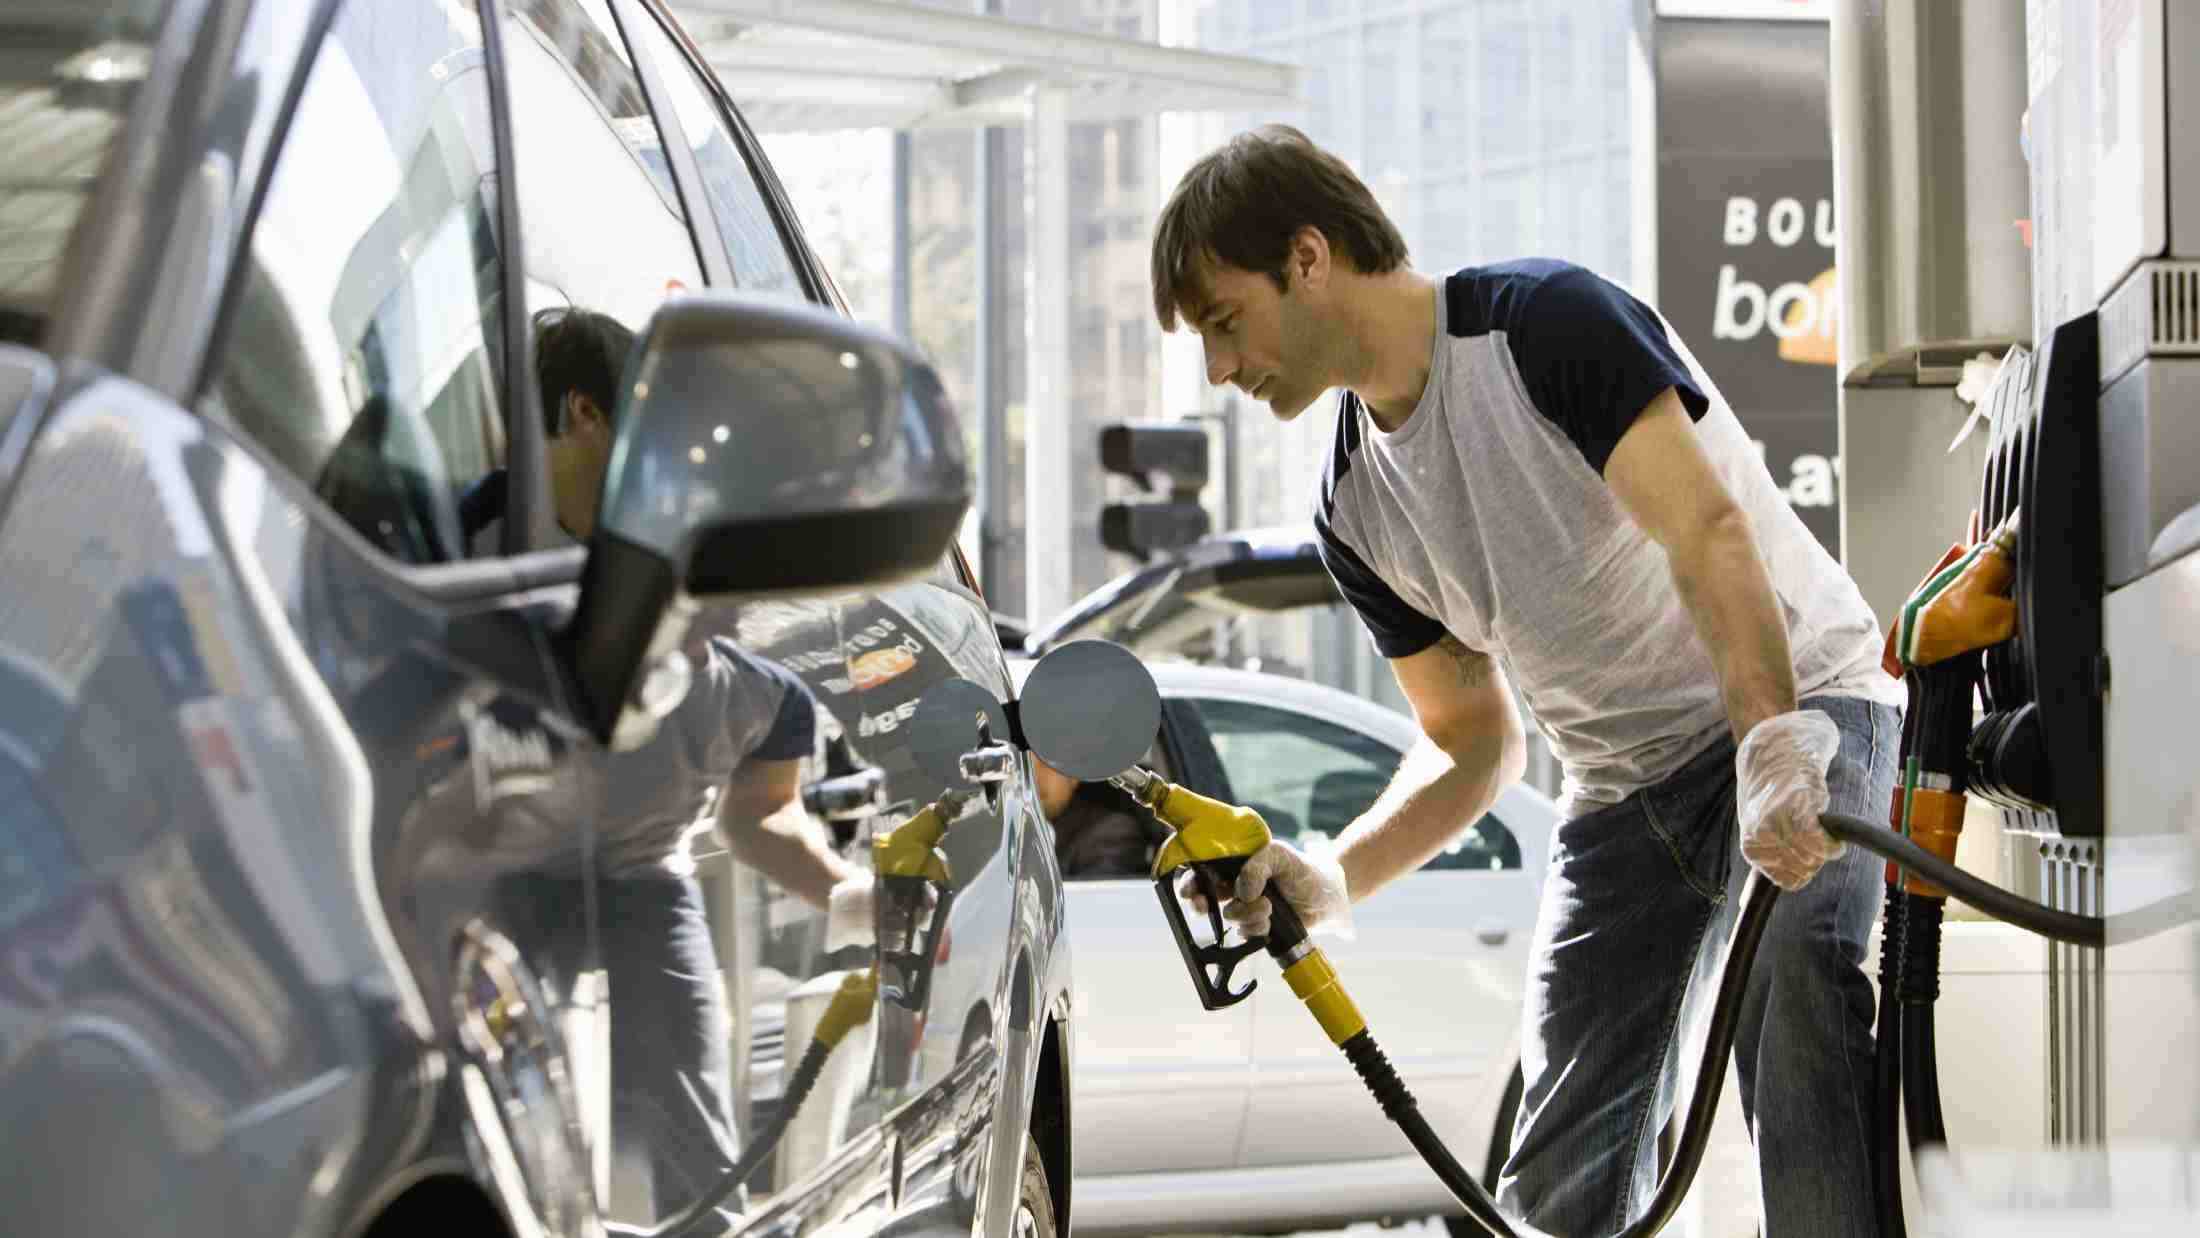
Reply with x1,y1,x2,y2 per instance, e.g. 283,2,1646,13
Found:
1027,656,1559,1235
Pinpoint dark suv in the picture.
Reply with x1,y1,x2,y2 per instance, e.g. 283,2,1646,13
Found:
0,2,1071,1235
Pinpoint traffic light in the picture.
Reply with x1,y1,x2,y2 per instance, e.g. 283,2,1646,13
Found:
1098,422,1211,560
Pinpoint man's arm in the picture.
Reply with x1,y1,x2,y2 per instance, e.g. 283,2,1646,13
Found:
1604,386,1796,743
1330,634,1527,902
716,757,859,910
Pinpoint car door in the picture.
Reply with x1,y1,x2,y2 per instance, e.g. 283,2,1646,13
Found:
1065,698,1255,1177
1167,683,1544,1170
0,4,637,1233
612,9,1052,1233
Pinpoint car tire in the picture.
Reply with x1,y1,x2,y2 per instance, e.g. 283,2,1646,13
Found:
1011,1138,1056,1238
1441,1062,1523,1237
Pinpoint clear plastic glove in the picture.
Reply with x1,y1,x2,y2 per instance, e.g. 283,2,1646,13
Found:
1736,710,1844,891
825,874,877,952
1178,838,1353,941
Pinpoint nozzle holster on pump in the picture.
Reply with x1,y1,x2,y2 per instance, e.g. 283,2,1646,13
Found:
1882,511,2020,895
871,792,968,1012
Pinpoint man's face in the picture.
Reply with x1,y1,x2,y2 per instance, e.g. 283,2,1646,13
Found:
1188,259,1328,422
547,391,613,539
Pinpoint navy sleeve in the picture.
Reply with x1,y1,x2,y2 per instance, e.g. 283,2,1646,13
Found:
1315,397,1447,660
709,638,818,763
747,658,817,762
457,468,508,542
1507,266,1710,474
1313,511,1446,659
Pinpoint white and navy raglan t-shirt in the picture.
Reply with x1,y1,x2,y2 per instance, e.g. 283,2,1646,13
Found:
1314,259,1900,818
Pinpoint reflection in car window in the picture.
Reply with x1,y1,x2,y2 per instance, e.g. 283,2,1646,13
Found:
1185,697,1520,871
510,0,684,209
502,0,702,326
201,0,503,565
0,0,164,349
622,13,806,297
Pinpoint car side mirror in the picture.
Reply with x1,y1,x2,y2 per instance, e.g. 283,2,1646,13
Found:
567,293,972,745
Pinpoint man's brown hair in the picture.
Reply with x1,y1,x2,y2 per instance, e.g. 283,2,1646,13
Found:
1150,124,1409,331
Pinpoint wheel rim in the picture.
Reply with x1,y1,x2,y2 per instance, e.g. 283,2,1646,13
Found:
1013,1201,1041,1238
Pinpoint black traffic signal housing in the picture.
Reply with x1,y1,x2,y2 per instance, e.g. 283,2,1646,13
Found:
1098,422,1211,560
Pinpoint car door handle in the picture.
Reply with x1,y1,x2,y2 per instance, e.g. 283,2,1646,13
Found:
1475,920,1510,947
958,742,1018,785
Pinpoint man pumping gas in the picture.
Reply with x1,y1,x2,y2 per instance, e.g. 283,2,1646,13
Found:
1150,125,1904,1236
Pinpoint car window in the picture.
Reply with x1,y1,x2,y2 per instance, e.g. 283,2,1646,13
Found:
502,0,703,324
622,13,806,297
201,0,503,565
491,0,704,554
1184,696,1520,871
0,0,165,351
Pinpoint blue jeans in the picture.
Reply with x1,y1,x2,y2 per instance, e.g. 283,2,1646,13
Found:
1497,695,1899,1237
501,874,739,1220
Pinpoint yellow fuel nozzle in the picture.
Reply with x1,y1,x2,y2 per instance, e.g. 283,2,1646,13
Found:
1113,769,1369,1043
814,968,879,1048
1107,770,1273,880
872,790,974,883
872,792,970,1013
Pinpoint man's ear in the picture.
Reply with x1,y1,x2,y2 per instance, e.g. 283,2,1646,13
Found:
571,392,610,435
1289,225,1332,288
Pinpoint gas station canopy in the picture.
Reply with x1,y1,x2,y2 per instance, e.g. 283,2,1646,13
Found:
668,0,1302,131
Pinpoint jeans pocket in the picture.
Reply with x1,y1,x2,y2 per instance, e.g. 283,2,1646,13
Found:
1640,743,1737,905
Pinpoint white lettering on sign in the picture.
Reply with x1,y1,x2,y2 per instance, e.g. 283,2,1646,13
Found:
1721,195,1836,250
1714,264,1839,342
783,617,915,680
1767,197,1805,247
1748,440,1843,508
1725,197,1759,246
858,699,922,738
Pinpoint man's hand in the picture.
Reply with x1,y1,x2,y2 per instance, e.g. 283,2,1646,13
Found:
825,874,877,951
1736,710,1843,890
1177,839,1353,940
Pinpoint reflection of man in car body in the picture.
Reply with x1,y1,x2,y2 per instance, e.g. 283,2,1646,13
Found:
467,306,870,1219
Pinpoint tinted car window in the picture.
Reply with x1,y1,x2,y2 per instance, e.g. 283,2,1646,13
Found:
0,0,165,349
491,0,702,558
502,0,703,324
1185,696,1520,870
623,13,805,297
201,0,503,565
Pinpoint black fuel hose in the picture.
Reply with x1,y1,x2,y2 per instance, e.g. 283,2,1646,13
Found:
1337,869,1785,1238
1820,812,2105,946
1329,812,2112,1238
617,1038,833,1238
1871,885,1909,1238
1899,895,1950,1150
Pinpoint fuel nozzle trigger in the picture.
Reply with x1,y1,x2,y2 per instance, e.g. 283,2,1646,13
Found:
1113,766,1283,1012
1154,858,1266,1010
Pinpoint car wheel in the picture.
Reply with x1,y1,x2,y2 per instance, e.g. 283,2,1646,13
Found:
1442,1062,1523,1237
1010,1139,1055,1238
